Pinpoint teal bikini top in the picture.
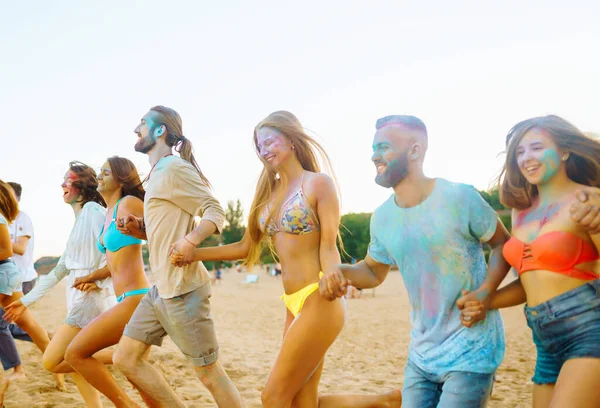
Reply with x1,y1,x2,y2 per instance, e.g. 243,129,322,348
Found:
97,198,143,254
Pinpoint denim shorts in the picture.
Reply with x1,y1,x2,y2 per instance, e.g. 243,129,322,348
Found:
403,359,494,408
525,279,600,385
0,260,22,296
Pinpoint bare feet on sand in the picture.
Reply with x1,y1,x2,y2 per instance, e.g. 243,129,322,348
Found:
53,373,66,391
9,365,26,381
0,377,10,407
7,371,25,382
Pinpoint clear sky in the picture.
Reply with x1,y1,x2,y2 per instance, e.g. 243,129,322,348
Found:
1,1,598,259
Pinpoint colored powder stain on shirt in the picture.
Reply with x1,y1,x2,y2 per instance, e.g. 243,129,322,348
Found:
422,272,441,321
368,179,505,376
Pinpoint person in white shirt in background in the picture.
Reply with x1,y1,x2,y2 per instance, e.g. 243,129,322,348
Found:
7,183,37,295
3,182,38,344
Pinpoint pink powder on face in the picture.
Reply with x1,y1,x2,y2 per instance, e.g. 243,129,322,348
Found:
62,170,80,198
66,170,78,181
257,127,292,165
62,171,78,187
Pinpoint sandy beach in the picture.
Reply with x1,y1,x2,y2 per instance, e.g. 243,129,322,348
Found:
3,270,535,407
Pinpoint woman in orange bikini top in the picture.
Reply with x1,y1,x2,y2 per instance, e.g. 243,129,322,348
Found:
169,111,401,407
502,230,599,281
461,115,600,407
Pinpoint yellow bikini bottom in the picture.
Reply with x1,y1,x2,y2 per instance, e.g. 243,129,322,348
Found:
281,272,324,317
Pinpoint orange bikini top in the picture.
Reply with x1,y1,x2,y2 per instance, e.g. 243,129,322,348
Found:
503,231,599,281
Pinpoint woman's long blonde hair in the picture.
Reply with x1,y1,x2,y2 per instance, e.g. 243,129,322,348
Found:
498,115,600,209
245,111,340,265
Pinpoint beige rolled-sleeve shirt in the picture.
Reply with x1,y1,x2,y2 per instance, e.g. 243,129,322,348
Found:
144,155,225,298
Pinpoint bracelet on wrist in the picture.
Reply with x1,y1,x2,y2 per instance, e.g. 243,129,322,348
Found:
184,236,198,247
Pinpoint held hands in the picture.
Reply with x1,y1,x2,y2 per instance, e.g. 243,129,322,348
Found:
570,187,600,235
319,266,351,301
116,214,145,239
168,237,197,268
73,273,94,289
170,250,184,267
456,288,491,328
73,271,103,292
75,282,101,292
2,300,26,323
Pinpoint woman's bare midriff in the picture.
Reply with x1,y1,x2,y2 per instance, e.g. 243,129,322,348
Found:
106,244,150,297
521,269,597,306
273,232,323,295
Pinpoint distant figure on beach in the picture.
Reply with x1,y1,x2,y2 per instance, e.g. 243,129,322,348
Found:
460,115,600,408
211,268,222,285
274,262,281,278
171,110,401,407
320,115,510,408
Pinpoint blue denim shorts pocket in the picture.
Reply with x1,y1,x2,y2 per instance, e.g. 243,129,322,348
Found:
537,283,600,341
525,280,600,385
549,286,600,321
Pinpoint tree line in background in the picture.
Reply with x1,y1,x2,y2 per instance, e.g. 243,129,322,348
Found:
35,190,508,272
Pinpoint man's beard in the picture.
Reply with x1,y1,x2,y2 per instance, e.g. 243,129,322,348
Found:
375,154,410,188
134,133,157,154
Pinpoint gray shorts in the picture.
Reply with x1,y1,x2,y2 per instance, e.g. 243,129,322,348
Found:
123,283,219,366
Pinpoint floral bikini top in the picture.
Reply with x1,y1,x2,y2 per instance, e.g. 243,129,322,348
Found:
259,172,321,236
